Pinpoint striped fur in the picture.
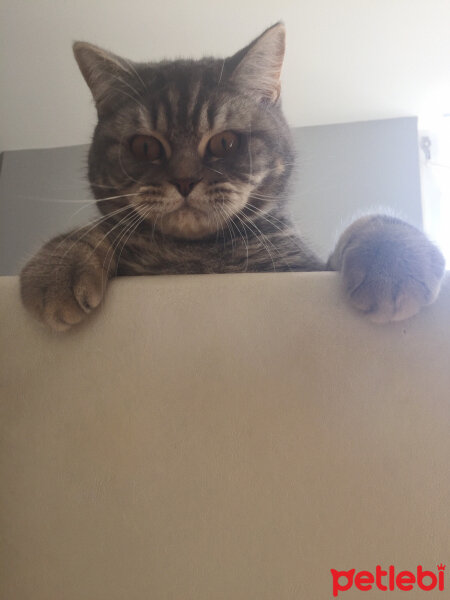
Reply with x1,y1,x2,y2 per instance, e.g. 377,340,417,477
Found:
74,24,324,274
20,24,445,330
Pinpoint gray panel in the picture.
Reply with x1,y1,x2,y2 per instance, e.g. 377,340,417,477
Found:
289,117,422,258
0,118,422,274
0,145,97,275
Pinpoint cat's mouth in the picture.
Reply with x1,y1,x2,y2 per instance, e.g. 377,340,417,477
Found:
127,180,254,239
136,194,210,217
130,193,218,239
131,193,237,240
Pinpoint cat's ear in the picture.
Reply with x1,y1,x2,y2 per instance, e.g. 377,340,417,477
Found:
228,23,285,103
73,42,136,113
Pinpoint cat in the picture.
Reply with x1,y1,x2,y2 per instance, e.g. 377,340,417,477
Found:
20,23,445,331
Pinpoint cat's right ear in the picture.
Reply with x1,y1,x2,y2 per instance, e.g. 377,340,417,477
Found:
227,23,286,103
73,42,135,114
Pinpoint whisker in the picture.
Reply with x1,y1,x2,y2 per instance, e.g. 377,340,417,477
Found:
243,203,307,256
56,204,134,258
82,207,138,267
51,206,136,291
217,202,237,255
101,210,144,285
114,207,152,275
107,72,149,114
206,166,224,176
245,203,290,230
247,125,253,180
238,212,284,272
17,191,142,204
248,191,289,201
106,210,147,279
122,58,149,95
150,208,162,244
217,59,225,87
210,200,228,248
228,210,250,271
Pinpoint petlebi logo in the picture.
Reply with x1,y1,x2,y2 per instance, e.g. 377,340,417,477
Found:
330,564,445,597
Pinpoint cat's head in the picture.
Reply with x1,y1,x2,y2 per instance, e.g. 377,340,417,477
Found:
74,23,294,240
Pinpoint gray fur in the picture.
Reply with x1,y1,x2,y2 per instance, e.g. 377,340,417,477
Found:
19,23,445,331
74,24,323,273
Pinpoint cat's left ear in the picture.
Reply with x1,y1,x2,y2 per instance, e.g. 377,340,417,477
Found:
73,41,136,114
228,22,285,103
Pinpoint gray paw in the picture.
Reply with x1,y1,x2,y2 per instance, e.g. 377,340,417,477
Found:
20,242,107,332
331,216,445,323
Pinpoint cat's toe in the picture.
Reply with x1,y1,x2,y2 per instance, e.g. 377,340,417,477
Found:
45,269,105,331
43,293,88,332
337,216,445,323
72,270,105,312
21,263,106,332
347,273,434,323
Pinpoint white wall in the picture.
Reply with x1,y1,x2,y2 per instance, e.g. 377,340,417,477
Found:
1,0,450,152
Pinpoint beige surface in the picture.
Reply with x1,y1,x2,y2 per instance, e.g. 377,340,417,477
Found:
1,273,449,599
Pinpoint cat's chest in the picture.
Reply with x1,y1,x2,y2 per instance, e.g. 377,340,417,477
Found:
116,235,242,275
113,227,316,275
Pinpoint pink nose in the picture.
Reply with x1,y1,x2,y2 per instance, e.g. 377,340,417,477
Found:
171,178,201,197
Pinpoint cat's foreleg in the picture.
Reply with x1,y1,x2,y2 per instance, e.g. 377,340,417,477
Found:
20,224,118,331
327,215,445,323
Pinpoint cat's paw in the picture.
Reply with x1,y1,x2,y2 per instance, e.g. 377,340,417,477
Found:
330,216,445,323
20,244,108,332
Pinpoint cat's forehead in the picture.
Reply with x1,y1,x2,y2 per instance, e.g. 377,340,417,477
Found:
129,58,254,138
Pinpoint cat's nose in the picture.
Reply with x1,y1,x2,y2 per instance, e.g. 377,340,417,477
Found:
171,178,201,198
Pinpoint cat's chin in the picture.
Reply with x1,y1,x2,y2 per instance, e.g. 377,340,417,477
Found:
153,206,222,240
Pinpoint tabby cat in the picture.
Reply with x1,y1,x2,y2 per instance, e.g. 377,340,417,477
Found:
20,23,445,331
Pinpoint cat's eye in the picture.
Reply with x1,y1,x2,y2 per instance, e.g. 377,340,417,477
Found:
207,131,240,158
130,135,164,162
